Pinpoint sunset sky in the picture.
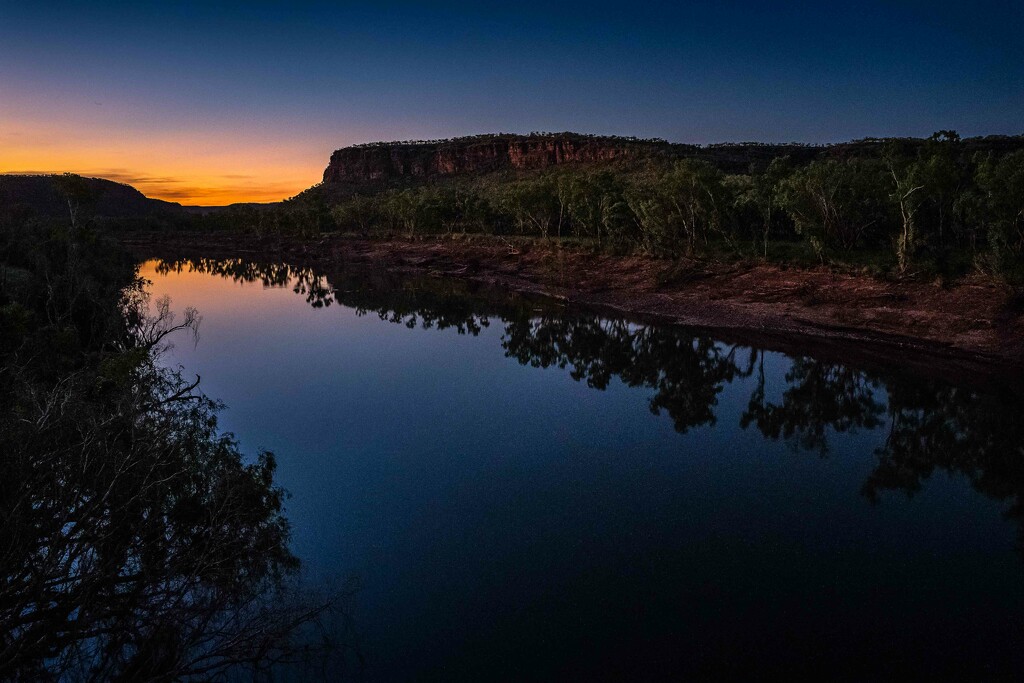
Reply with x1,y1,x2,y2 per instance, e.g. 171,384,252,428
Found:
2,1,1021,205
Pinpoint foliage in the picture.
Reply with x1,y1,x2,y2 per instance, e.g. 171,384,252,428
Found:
182,131,1024,281
0,219,343,680
960,150,1024,277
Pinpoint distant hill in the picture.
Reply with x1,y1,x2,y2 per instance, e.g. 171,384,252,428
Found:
0,174,186,221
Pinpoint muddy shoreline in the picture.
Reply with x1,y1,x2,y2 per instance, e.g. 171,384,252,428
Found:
122,231,1024,387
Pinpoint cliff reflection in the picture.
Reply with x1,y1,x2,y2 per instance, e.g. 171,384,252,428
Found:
151,257,1024,548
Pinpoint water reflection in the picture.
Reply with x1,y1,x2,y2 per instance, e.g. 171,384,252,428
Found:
0,295,351,681
1,436,328,680
156,257,336,308
152,257,1024,553
742,357,885,453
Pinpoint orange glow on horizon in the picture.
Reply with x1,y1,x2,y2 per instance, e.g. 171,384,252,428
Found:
0,147,322,205
0,106,333,205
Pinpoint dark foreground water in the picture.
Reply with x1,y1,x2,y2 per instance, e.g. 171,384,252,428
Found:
143,257,1024,680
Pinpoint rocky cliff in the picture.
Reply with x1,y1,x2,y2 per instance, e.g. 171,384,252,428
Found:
320,132,1024,189
321,133,672,184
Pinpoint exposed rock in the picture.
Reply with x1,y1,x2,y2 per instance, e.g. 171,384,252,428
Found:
320,131,1024,187
322,133,668,184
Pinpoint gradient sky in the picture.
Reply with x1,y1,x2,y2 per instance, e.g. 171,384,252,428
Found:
1,1,1021,204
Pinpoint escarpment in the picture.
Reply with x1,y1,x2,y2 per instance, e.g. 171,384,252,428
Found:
321,133,671,184
320,132,1024,189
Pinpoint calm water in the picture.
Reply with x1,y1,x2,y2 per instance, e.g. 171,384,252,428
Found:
142,257,1024,680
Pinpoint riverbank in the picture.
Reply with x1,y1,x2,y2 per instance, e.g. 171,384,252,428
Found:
123,231,1024,373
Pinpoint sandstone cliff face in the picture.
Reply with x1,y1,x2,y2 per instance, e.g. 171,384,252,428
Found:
321,134,663,184
321,132,1024,187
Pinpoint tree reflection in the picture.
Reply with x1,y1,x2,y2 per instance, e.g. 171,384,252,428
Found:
345,275,492,335
867,383,1024,545
152,256,1024,551
156,258,335,308
155,258,492,334
741,355,886,454
504,316,1024,549
502,316,754,432
2,251,347,680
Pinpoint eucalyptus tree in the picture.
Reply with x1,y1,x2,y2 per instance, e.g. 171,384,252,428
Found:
779,158,890,259
625,160,729,257
733,157,793,257
883,142,926,274
498,176,562,238
964,150,1024,276
557,169,629,245
330,193,379,233
916,131,966,248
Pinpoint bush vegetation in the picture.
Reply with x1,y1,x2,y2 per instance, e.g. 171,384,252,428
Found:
198,131,1024,282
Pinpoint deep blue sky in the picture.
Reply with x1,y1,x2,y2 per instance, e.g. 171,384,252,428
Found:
1,1,1021,202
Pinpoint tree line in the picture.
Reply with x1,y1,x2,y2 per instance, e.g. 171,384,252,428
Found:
348,131,671,148
202,131,1024,282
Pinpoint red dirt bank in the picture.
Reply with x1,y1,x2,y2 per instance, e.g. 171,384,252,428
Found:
125,232,1024,370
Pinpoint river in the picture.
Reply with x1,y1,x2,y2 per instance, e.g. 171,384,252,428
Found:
142,257,1024,680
